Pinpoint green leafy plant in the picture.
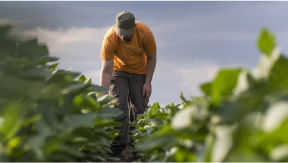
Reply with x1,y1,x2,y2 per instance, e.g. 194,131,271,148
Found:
132,28,288,162
0,25,121,162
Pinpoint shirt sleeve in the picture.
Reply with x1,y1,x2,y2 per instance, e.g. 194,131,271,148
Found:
143,27,157,55
100,36,115,60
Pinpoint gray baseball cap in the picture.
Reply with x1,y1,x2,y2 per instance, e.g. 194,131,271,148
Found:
115,11,135,36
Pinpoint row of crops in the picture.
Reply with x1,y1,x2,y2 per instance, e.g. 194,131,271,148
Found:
131,29,288,161
0,25,121,161
1,24,288,162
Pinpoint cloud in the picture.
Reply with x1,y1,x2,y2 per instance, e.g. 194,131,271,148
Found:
177,62,220,95
152,12,256,50
16,26,110,84
150,60,220,106
22,27,108,53
0,18,15,25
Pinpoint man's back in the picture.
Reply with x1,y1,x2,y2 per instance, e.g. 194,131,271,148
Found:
101,21,156,74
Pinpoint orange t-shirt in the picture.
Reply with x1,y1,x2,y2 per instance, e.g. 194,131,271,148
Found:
100,21,157,74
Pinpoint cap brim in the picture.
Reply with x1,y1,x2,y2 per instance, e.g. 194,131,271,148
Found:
116,27,133,36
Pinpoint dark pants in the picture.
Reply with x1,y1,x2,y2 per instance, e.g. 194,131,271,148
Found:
109,70,149,156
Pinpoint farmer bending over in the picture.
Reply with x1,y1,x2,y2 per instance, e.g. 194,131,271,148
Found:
99,11,157,159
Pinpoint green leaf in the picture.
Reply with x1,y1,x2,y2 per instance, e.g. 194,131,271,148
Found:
48,63,59,71
262,101,288,132
89,85,107,93
62,82,90,95
180,92,188,104
253,47,280,80
0,103,25,139
16,39,49,61
22,115,41,127
151,102,161,110
73,94,100,110
0,76,45,100
173,147,196,162
6,57,34,69
269,56,288,89
55,144,84,158
62,113,97,133
37,56,59,65
78,75,87,83
97,94,113,105
257,28,275,57
21,67,52,81
39,104,59,130
200,82,212,96
27,122,52,159
212,68,242,106
139,134,175,150
95,108,122,119
48,69,81,83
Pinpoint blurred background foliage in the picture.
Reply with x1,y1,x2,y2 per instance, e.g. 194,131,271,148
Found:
131,28,288,162
0,25,121,161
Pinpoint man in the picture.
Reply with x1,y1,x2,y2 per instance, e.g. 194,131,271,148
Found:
99,11,157,158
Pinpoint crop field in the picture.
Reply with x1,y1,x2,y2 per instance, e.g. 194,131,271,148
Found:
1,25,288,162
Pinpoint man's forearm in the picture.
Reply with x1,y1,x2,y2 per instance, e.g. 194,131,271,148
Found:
100,72,112,89
145,55,156,84
99,59,113,91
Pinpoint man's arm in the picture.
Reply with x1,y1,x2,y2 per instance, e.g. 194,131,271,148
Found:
99,59,114,92
142,52,156,98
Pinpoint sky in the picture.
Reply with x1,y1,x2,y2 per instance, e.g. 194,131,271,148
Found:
1,1,288,106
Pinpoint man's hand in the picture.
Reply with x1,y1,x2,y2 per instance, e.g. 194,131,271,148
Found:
142,82,152,99
143,51,156,99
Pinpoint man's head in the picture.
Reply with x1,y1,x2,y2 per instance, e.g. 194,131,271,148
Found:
115,11,135,42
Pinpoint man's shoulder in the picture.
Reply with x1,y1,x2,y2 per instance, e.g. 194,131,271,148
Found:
135,21,151,32
104,25,117,40
135,21,154,42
